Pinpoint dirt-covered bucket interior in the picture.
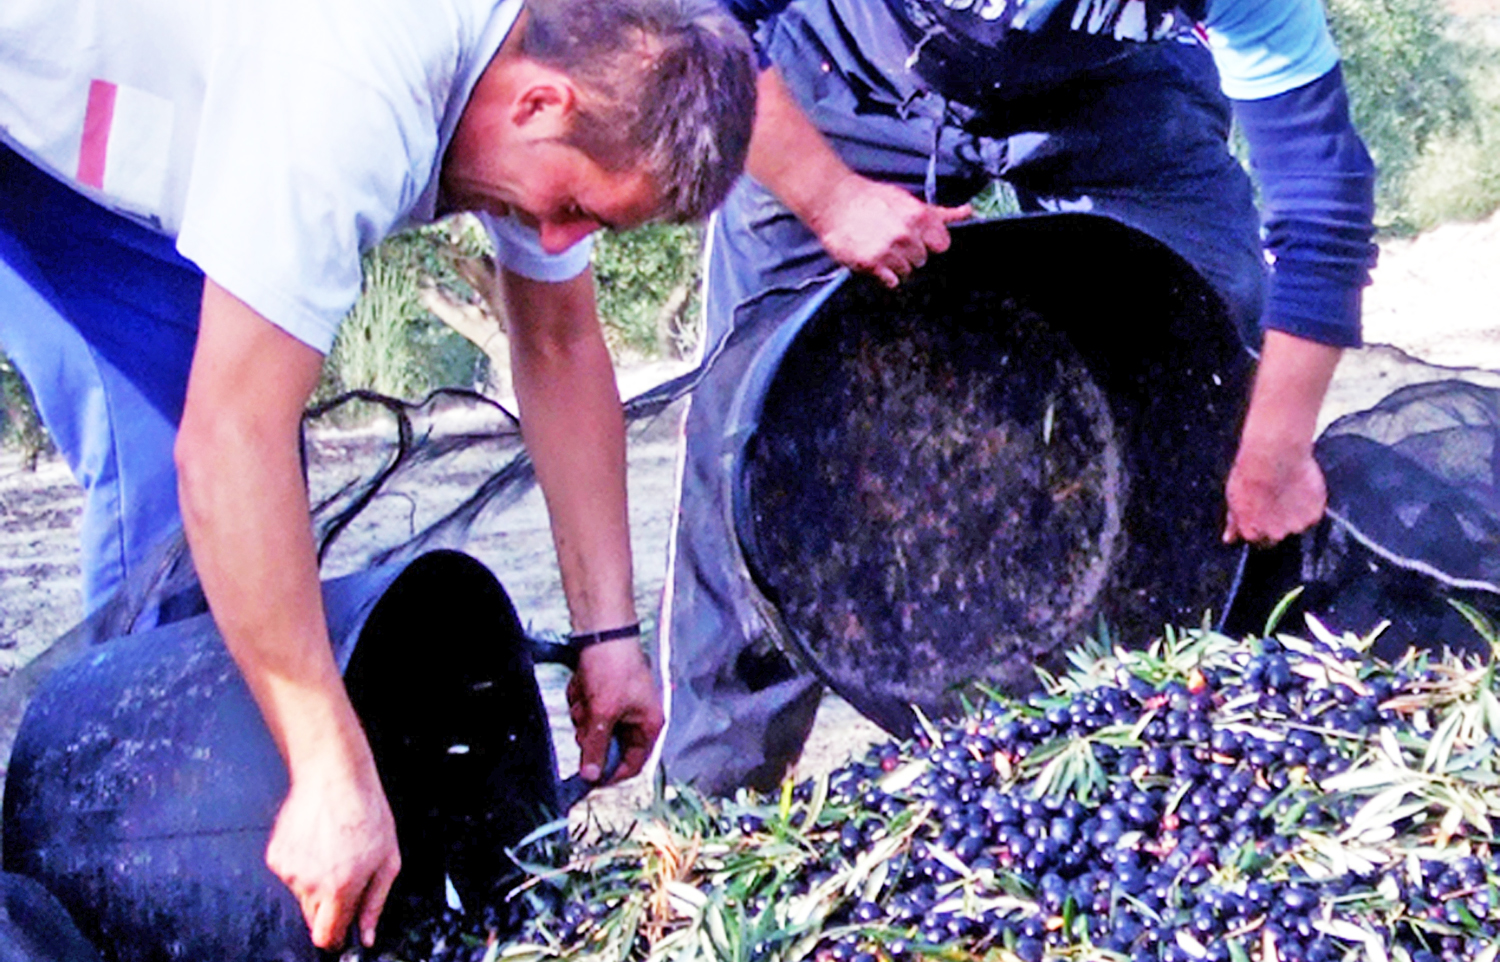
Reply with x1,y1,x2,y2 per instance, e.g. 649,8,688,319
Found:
740,216,1252,733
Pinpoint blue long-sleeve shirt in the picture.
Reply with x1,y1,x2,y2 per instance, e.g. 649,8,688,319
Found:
1235,64,1375,348
722,0,1377,347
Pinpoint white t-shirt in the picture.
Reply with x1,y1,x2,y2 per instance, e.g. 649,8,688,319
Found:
0,0,592,353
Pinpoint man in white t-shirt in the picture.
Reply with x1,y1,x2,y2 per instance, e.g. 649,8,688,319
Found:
0,0,754,949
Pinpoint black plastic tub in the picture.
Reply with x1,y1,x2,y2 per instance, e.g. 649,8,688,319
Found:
2,550,572,962
731,214,1255,734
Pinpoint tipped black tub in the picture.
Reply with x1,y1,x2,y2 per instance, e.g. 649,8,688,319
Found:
2,550,562,962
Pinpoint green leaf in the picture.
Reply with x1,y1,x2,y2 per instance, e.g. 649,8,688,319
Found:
878,759,930,795
1341,787,1428,843
1479,688,1500,741
705,900,734,961
1175,931,1209,960
1026,738,1102,803
1445,737,1499,775
1423,707,1466,774
1264,586,1306,637
1379,727,1411,769
1449,598,1500,654
912,705,944,747
512,816,572,852
805,773,829,830
1313,919,1389,962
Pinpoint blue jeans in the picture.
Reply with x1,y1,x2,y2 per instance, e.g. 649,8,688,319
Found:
0,144,202,614
657,0,1265,795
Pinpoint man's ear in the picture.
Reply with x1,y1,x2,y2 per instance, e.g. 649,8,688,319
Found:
511,66,579,138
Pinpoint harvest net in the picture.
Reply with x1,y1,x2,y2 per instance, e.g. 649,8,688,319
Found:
1230,376,1500,662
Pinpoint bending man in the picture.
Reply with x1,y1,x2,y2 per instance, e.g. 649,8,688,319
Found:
0,0,754,948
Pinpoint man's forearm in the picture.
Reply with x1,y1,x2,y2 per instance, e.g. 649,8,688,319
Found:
745,67,970,286
1223,329,1342,546
499,267,661,782
178,280,398,949
178,281,362,766
501,268,636,632
1239,330,1342,457
746,67,858,232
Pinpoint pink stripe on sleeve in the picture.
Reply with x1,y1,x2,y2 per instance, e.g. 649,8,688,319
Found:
77,79,118,189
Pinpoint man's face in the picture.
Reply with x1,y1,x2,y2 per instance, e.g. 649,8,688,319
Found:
443,138,660,254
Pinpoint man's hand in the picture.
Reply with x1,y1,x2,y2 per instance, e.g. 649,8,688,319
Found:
1223,437,1328,547
266,750,401,949
808,175,971,288
566,638,664,783
1221,330,1342,548
746,67,969,288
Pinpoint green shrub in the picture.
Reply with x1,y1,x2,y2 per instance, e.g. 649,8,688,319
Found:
0,353,52,469
1401,50,1500,228
316,218,704,412
1328,0,1498,231
591,223,704,360
314,223,488,407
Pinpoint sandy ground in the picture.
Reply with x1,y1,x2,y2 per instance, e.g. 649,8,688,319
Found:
1,207,1498,831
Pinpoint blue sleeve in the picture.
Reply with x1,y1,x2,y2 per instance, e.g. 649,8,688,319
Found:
1205,0,1340,100
1233,64,1377,348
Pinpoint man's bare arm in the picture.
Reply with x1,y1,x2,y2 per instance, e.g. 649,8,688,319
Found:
500,267,662,782
176,280,400,950
748,67,969,287
1224,330,1343,547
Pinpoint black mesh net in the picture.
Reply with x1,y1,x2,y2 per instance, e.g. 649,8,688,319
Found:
304,388,534,577
301,376,701,587
1228,376,1500,662
89,373,703,646
1320,379,1500,592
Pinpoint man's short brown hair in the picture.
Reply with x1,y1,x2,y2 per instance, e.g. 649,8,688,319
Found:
522,0,757,223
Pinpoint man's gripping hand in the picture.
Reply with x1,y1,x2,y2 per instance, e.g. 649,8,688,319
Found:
1223,437,1328,547
1221,331,1342,549
746,67,968,288
265,739,401,950
565,638,663,784
808,175,971,289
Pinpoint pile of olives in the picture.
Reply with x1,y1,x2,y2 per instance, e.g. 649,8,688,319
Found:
388,628,1500,962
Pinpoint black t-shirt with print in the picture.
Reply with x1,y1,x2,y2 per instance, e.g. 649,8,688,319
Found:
882,0,1208,100
721,0,1209,101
